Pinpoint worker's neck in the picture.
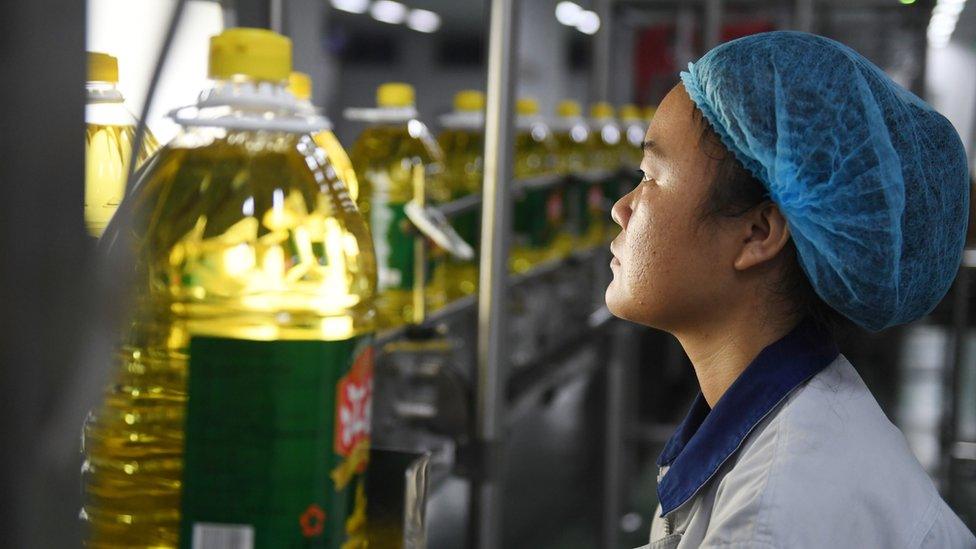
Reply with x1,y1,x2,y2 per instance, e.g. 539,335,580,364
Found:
674,306,800,408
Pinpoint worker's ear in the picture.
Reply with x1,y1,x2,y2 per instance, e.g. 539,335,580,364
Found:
733,201,791,271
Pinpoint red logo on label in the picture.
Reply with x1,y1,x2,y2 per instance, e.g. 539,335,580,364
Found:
587,185,605,211
546,191,564,223
300,504,326,538
334,346,374,458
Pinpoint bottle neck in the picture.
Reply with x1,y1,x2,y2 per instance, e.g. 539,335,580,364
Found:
171,75,332,134
201,77,293,113
87,81,124,103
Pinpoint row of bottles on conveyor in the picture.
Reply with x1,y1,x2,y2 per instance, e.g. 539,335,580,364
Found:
433,91,656,286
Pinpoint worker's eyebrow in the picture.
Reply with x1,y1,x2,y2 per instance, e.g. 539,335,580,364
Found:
642,139,663,157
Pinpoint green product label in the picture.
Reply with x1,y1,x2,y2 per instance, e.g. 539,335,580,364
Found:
514,187,563,249
452,210,479,255
372,202,431,291
604,172,633,206
180,336,374,549
573,179,607,235
603,175,620,206
563,176,584,237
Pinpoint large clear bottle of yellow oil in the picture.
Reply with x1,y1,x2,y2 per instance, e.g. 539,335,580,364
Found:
82,28,376,549
437,90,485,299
511,97,560,273
349,83,449,328
85,51,159,238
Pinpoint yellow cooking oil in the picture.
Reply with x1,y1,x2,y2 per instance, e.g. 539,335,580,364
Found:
552,100,591,254
350,82,449,328
585,101,624,245
85,51,159,238
511,97,560,273
643,105,657,125
619,104,646,167
289,71,362,204
82,29,376,549
437,89,485,299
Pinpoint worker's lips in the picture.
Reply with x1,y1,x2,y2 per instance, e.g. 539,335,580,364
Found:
610,240,621,267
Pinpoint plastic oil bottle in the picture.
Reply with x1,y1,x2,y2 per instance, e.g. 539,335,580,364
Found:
85,51,159,238
587,102,623,244
643,105,657,125
437,90,485,299
511,97,560,273
619,104,646,168
349,83,449,328
289,71,361,203
82,28,376,549
552,100,593,252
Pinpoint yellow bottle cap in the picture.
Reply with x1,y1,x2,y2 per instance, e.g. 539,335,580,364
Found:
516,97,539,116
209,27,291,82
557,100,581,118
642,105,657,121
88,52,119,83
590,101,615,119
454,90,485,112
289,71,312,100
619,104,641,121
377,82,415,108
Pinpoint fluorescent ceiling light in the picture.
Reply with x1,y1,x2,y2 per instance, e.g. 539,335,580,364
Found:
370,0,407,24
407,9,441,33
331,0,369,14
576,10,601,34
555,1,582,26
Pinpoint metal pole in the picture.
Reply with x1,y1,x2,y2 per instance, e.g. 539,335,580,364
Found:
592,0,613,101
703,0,724,51
602,323,628,549
674,5,696,69
943,262,970,497
794,0,815,33
270,0,283,33
473,0,518,547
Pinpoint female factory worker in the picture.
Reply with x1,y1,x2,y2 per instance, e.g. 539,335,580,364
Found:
606,32,976,548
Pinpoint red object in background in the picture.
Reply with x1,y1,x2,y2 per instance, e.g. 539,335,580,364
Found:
721,20,775,43
634,25,676,108
633,19,774,107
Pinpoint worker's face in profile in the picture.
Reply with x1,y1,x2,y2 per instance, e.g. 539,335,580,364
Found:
606,84,741,331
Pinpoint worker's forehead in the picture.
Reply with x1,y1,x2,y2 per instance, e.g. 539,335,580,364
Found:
644,84,705,161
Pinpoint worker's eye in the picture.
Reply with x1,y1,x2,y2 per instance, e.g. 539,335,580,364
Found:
636,169,651,183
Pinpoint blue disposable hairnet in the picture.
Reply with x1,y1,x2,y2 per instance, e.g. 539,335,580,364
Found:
680,31,970,331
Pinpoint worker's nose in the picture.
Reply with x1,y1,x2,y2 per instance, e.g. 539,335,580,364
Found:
611,189,634,230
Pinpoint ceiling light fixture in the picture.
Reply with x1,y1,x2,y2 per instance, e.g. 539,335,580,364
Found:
407,9,441,33
331,0,369,14
370,0,408,25
555,1,583,26
576,10,601,34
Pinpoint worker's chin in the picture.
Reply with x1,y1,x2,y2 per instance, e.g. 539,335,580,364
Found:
605,280,635,322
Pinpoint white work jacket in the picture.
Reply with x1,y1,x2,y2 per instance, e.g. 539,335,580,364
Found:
639,321,975,549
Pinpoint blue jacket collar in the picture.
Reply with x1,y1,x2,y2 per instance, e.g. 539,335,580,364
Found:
656,319,839,516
